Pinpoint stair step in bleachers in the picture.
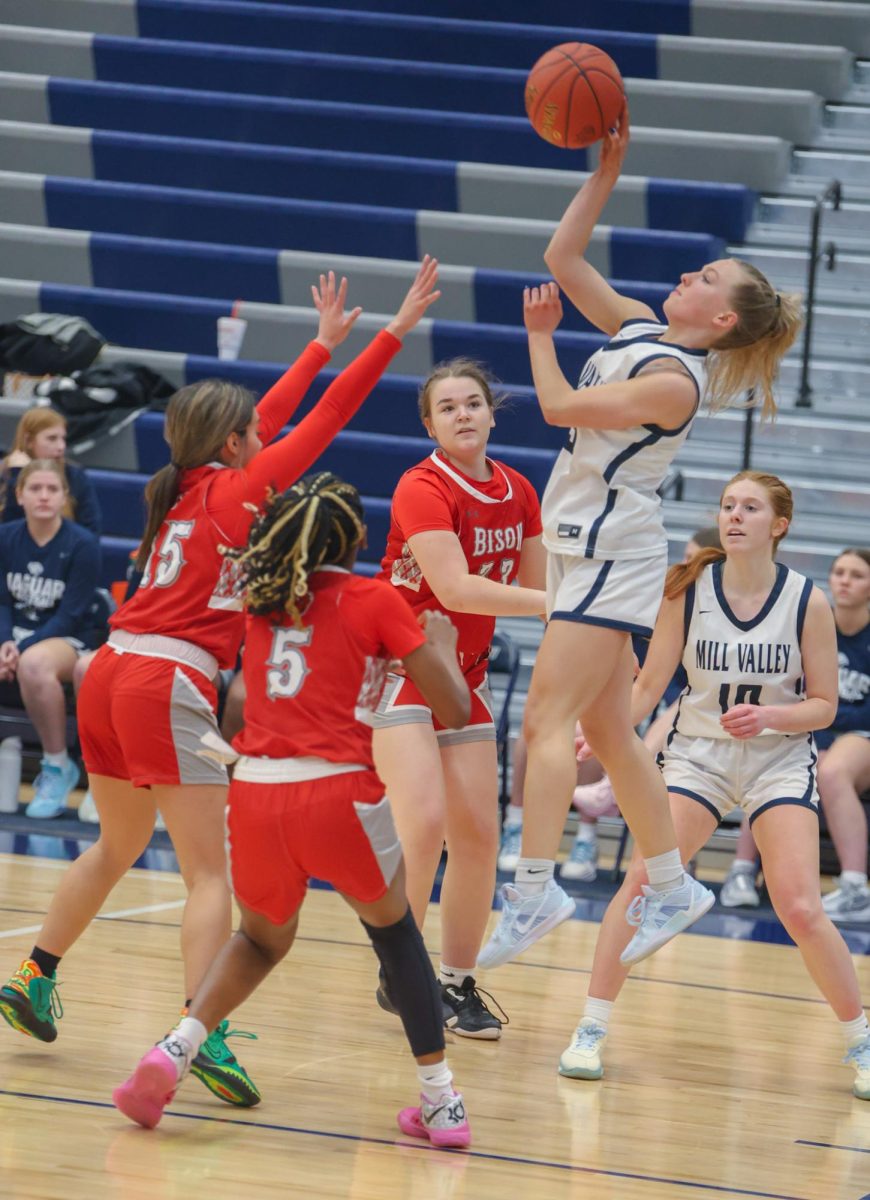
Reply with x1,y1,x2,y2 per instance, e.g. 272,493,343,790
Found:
0,27,825,146
0,70,792,188
0,120,756,241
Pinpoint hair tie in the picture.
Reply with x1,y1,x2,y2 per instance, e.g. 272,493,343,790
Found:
774,293,781,308
170,461,183,470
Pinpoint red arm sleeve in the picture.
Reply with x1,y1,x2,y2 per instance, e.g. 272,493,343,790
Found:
242,330,402,502
255,340,332,445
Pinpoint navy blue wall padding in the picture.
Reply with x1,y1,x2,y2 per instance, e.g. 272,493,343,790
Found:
48,78,588,170
134,2,660,76
101,535,139,588
90,233,282,304
432,321,606,391
473,271,669,333
243,0,691,35
646,181,756,244
609,228,726,282
39,283,230,355
92,131,459,213
43,177,420,261
89,470,149,538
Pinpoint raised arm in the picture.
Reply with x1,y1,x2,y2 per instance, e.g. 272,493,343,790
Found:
406,529,546,618
242,257,440,500
255,270,363,443
525,283,697,431
543,109,657,335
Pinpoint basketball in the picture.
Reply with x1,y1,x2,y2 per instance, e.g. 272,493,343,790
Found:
524,42,625,149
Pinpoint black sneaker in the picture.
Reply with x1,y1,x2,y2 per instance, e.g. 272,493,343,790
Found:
441,977,508,1040
376,967,398,1015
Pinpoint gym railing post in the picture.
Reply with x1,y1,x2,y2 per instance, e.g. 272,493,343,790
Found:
796,179,841,409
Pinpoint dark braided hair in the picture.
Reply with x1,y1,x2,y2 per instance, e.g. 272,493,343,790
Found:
230,472,366,624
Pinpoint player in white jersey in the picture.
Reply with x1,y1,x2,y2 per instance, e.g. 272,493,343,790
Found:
559,471,870,1101
479,109,803,971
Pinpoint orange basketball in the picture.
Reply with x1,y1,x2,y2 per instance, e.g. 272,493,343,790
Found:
525,43,625,150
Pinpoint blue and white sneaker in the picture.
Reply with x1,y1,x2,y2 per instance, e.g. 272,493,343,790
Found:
26,759,80,819
845,1034,870,1100
560,837,598,882
477,880,576,969
497,824,523,873
620,875,715,966
559,1018,607,1079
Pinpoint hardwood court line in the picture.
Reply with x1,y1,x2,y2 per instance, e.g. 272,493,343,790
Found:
0,900,186,940
0,853,183,884
0,1088,810,1200
795,1140,870,1156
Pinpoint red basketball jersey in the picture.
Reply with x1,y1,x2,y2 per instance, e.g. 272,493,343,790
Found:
234,569,426,764
379,451,542,671
112,331,401,668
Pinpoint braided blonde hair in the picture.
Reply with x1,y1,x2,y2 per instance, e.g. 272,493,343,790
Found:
231,472,366,624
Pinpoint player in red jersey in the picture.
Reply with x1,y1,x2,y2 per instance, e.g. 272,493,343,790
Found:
0,262,441,1108
113,472,474,1147
373,359,546,1038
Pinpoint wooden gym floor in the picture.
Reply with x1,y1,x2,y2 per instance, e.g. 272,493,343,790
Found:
0,849,869,1200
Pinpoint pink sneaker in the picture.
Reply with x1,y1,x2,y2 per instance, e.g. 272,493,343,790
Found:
571,777,617,820
397,1091,471,1148
113,1047,180,1129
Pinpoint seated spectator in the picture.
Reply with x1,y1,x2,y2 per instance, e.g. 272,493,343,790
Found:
720,548,870,914
1,408,101,535
0,459,108,818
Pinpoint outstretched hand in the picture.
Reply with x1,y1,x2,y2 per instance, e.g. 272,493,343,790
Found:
524,281,563,335
387,255,441,340
597,103,630,181
313,271,363,352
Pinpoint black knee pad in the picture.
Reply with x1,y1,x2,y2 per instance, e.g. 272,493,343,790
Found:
362,908,445,1058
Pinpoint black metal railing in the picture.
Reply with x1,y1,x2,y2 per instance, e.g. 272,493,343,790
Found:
796,179,841,409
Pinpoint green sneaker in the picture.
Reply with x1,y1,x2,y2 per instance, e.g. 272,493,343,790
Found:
190,1020,261,1107
0,959,63,1042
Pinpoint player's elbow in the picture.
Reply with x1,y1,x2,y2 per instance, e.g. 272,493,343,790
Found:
814,699,838,730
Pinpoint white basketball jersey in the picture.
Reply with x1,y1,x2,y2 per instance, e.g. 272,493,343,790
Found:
541,320,707,561
673,561,815,739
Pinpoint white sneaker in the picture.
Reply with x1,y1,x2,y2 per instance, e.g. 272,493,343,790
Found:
497,823,522,873
844,1034,870,1100
560,837,598,882
720,868,760,909
559,1018,607,1079
477,880,576,969
77,790,100,825
620,875,715,966
822,879,870,924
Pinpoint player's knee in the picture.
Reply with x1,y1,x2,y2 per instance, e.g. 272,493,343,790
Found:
242,915,297,966
772,891,821,939
16,648,52,685
817,758,847,795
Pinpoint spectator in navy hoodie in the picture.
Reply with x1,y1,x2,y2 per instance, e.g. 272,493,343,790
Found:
1,408,101,535
0,459,108,818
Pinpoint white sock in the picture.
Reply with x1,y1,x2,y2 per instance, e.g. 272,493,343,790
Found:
504,804,523,829
43,751,70,769
439,964,473,989
174,1016,208,1056
515,858,554,893
841,1013,869,1047
418,1059,454,1103
730,858,757,876
576,823,597,844
583,996,613,1030
644,848,684,893
841,870,868,890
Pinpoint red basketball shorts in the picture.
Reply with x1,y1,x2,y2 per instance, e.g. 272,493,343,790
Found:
226,765,401,925
78,643,227,789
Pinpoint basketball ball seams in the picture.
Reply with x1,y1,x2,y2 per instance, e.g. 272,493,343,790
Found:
526,59,583,127
563,70,591,147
